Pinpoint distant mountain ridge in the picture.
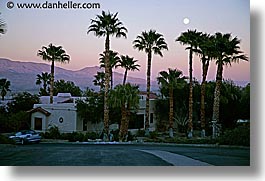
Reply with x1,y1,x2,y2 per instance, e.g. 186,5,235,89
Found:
0,58,158,93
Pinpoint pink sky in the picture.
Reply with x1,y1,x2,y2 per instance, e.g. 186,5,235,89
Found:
0,0,250,82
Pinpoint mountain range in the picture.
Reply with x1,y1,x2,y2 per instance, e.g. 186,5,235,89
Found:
0,58,249,94
0,58,159,93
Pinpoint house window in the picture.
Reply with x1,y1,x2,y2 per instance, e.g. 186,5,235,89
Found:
34,118,42,130
150,113,154,124
59,117,64,123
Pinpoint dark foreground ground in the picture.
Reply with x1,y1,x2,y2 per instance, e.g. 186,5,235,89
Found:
0,143,250,166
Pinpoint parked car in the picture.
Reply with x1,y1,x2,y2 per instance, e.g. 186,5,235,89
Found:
9,130,41,145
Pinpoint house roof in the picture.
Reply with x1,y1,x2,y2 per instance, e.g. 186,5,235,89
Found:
27,107,51,116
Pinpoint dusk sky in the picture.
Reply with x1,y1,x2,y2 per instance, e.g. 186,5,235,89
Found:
0,0,250,82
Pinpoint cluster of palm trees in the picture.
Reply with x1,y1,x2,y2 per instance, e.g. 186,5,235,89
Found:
87,11,128,137
176,30,248,138
35,10,248,140
87,11,248,139
87,11,170,138
98,50,140,88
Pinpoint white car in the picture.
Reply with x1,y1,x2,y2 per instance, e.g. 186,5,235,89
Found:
9,130,41,145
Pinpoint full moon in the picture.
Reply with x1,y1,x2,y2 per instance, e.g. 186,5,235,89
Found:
183,18,190,25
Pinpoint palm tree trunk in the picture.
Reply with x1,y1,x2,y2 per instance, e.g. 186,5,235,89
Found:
145,51,152,136
169,87,174,138
212,62,223,138
43,82,47,95
119,105,127,142
123,69,128,85
188,49,193,138
110,69,113,89
50,60,54,104
200,59,209,137
124,102,131,141
103,34,110,141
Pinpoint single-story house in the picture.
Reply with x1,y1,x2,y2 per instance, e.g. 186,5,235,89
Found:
28,92,157,133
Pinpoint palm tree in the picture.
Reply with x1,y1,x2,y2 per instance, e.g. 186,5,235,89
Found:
133,29,168,135
157,68,186,137
0,78,11,101
99,50,120,89
109,83,139,142
36,72,51,96
117,55,140,85
37,43,70,104
93,71,105,91
195,33,214,137
88,11,127,138
211,32,248,138
0,13,6,36
176,29,202,138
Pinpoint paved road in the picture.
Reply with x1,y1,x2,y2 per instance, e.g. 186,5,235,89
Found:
0,143,250,166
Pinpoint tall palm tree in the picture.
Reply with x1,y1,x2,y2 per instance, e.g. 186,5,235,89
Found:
0,13,6,36
88,11,127,138
0,20,6,35
211,32,248,138
157,68,186,137
99,50,120,89
36,72,51,96
93,71,105,91
195,33,214,137
109,83,139,142
117,55,140,85
0,78,11,101
176,29,202,138
37,43,70,104
133,30,168,135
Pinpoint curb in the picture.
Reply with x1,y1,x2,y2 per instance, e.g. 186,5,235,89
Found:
39,140,250,149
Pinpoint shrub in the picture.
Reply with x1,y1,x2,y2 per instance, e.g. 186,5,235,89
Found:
111,130,119,141
136,129,145,137
218,125,250,146
149,131,158,139
127,131,135,141
85,132,98,140
40,126,61,139
67,132,85,142
0,134,15,144
48,126,61,139
60,133,72,140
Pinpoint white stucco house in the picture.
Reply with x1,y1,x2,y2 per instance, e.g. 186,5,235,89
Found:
28,92,157,134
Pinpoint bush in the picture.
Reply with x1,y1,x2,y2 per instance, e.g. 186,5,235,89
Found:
67,132,85,142
136,129,145,137
110,130,119,141
149,131,158,139
85,132,98,140
0,134,15,144
127,131,135,141
218,125,250,146
48,126,61,139
40,126,61,139
60,133,72,141
108,130,134,142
